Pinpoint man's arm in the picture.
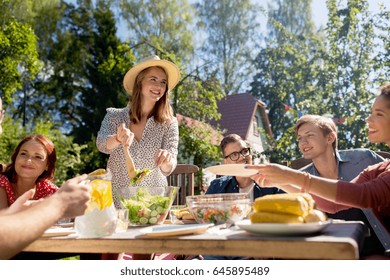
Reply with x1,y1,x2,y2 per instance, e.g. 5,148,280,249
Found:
0,174,90,259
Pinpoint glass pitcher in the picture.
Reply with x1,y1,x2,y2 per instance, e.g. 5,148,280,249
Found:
75,169,117,238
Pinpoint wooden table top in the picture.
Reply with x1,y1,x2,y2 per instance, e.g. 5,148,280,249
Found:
23,221,368,260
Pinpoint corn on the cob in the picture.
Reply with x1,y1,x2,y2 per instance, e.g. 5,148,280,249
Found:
253,193,312,216
304,209,327,223
250,211,304,224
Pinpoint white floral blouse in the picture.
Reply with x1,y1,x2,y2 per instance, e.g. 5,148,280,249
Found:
96,107,179,208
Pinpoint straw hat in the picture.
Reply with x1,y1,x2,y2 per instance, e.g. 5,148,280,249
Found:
123,55,180,95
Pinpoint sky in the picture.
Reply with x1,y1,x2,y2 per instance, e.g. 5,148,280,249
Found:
114,0,386,40
64,0,386,40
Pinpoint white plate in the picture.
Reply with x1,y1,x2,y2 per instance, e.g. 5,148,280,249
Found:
139,223,214,237
42,227,75,237
205,164,258,177
53,222,74,228
235,219,331,236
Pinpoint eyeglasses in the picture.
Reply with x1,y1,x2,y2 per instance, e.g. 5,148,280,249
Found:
224,148,251,161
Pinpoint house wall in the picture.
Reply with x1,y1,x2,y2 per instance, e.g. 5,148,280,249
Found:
245,108,270,164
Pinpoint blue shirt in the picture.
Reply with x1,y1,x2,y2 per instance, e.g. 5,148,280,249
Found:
301,148,384,181
206,175,283,198
301,148,385,256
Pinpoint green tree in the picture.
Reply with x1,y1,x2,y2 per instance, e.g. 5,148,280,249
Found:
195,0,261,95
250,0,325,162
267,0,316,38
323,0,378,150
32,0,133,144
251,0,389,163
0,0,41,103
372,3,389,85
117,0,194,63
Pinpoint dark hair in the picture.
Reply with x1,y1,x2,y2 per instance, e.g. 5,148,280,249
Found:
378,83,390,107
294,114,338,150
2,134,56,183
220,134,248,156
129,66,173,125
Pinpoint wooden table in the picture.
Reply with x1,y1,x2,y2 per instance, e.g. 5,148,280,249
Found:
23,221,368,260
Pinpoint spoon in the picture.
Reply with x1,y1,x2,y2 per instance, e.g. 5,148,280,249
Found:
123,145,136,179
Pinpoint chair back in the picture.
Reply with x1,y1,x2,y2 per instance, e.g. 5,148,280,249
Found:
377,151,390,160
167,164,199,205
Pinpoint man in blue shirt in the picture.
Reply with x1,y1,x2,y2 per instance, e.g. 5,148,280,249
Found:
206,134,282,200
295,114,385,256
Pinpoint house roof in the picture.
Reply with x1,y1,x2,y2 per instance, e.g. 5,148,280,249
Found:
176,113,223,145
211,93,272,139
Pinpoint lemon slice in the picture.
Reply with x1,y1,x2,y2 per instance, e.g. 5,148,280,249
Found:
87,179,113,211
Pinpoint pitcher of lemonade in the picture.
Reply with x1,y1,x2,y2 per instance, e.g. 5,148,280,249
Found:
75,169,117,237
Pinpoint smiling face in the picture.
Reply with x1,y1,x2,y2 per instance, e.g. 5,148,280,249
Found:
223,140,252,165
14,140,49,180
141,67,168,102
366,95,390,146
297,122,335,160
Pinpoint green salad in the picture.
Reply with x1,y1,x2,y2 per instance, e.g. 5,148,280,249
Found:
130,168,151,185
120,187,171,225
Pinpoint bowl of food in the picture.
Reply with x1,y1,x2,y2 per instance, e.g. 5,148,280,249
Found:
186,193,251,225
120,186,179,226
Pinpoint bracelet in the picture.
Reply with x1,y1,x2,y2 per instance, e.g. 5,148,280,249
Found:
301,172,311,193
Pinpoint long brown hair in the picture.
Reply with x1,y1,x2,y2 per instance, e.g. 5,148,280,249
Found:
2,134,57,183
129,66,174,125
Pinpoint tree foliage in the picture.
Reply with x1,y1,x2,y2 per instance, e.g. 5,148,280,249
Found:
117,0,194,63
31,0,133,143
0,0,41,102
196,0,261,95
251,0,389,163
1,0,389,180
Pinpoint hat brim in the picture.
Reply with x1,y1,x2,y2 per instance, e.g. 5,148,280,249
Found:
123,58,180,95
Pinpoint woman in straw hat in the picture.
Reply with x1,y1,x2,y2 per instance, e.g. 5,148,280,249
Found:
96,56,180,207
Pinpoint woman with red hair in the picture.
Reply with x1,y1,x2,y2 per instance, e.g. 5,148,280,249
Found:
0,134,58,209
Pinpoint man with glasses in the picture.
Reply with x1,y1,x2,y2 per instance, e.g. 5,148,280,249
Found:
206,134,282,201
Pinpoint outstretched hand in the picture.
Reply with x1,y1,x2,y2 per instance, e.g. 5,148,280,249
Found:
56,174,91,218
6,189,40,214
247,164,300,188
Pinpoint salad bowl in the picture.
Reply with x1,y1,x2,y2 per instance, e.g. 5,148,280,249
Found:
186,193,251,225
120,186,179,226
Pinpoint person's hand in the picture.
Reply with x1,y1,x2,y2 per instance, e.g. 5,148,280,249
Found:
154,149,173,173
116,123,134,147
247,164,300,187
6,189,40,214
55,174,91,218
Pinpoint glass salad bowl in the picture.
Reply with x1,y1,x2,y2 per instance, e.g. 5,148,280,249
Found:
120,186,179,226
186,193,251,225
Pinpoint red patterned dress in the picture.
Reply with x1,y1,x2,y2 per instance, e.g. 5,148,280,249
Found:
0,174,58,205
